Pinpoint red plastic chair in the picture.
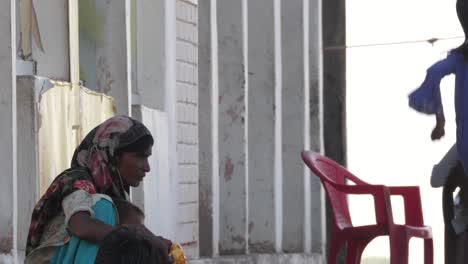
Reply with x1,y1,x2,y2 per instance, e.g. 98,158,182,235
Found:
301,151,433,264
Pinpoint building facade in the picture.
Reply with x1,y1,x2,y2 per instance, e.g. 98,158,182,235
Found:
0,0,328,263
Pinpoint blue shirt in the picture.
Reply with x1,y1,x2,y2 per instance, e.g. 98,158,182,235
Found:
409,51,468,167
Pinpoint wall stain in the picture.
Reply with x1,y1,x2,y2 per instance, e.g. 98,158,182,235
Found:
249,240,275,253
226,105,240,123
224,156,234,182
248,221,254,234
0,237,12,254
97,56,114,94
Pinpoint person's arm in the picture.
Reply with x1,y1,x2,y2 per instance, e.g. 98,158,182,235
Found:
409,52,457,139
409,53,457,114
68,212,114,243
62,189,115,243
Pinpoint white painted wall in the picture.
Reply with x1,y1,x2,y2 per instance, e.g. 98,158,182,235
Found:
133,106,175,239
175,0,199,258
135,0,166,110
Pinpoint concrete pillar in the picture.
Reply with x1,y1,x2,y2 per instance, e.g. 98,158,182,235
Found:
322,0,346,166
69,0,79,85
322,0,346,261
134,0,166,110
309,0,327,255
281,0,309,253
96,0,130,114
198,0,219,257
217,0,248,255
0,0,17,260
16,77,39,259
247,0,278,253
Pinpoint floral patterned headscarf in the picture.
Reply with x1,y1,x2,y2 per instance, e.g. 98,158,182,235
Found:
25,115,153,255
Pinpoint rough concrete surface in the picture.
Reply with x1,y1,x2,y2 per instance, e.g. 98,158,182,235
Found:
189,253,324,264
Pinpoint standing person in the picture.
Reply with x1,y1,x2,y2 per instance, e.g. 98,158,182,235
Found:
409,1,468,262
24,115,172,264
409,0,468,175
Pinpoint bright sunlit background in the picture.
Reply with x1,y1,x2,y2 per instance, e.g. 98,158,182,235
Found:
346,0,463,263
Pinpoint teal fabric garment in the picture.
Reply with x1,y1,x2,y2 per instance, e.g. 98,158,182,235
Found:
50,198,116,264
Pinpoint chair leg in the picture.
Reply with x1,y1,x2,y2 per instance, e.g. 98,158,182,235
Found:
355,238,373,263
424,238,434,264
390,234,409,264
346,239,371,264
345,238,372,264
328,237,344,264
346,240,359,264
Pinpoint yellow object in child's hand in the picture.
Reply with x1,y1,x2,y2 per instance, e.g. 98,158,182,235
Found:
169,243,187,264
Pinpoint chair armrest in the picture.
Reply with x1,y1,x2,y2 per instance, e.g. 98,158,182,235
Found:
387,186,424,226
333,183,393,226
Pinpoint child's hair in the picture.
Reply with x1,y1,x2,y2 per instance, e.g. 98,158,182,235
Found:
94,226,159,264
113,198,145,224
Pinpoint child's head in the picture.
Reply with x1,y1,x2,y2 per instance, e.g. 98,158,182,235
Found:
95,226,158,264
113,198,145,225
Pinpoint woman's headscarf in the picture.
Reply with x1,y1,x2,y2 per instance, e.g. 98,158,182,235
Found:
26,115,153,255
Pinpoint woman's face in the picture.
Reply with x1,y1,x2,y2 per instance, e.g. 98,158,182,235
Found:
116,145,152,187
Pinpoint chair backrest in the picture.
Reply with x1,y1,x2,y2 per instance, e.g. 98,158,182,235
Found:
302,151,368,229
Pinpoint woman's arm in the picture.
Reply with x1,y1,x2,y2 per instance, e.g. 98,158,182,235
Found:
68,212,114,243
62,190,116,243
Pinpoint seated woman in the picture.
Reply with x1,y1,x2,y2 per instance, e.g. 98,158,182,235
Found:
24,115,171,264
